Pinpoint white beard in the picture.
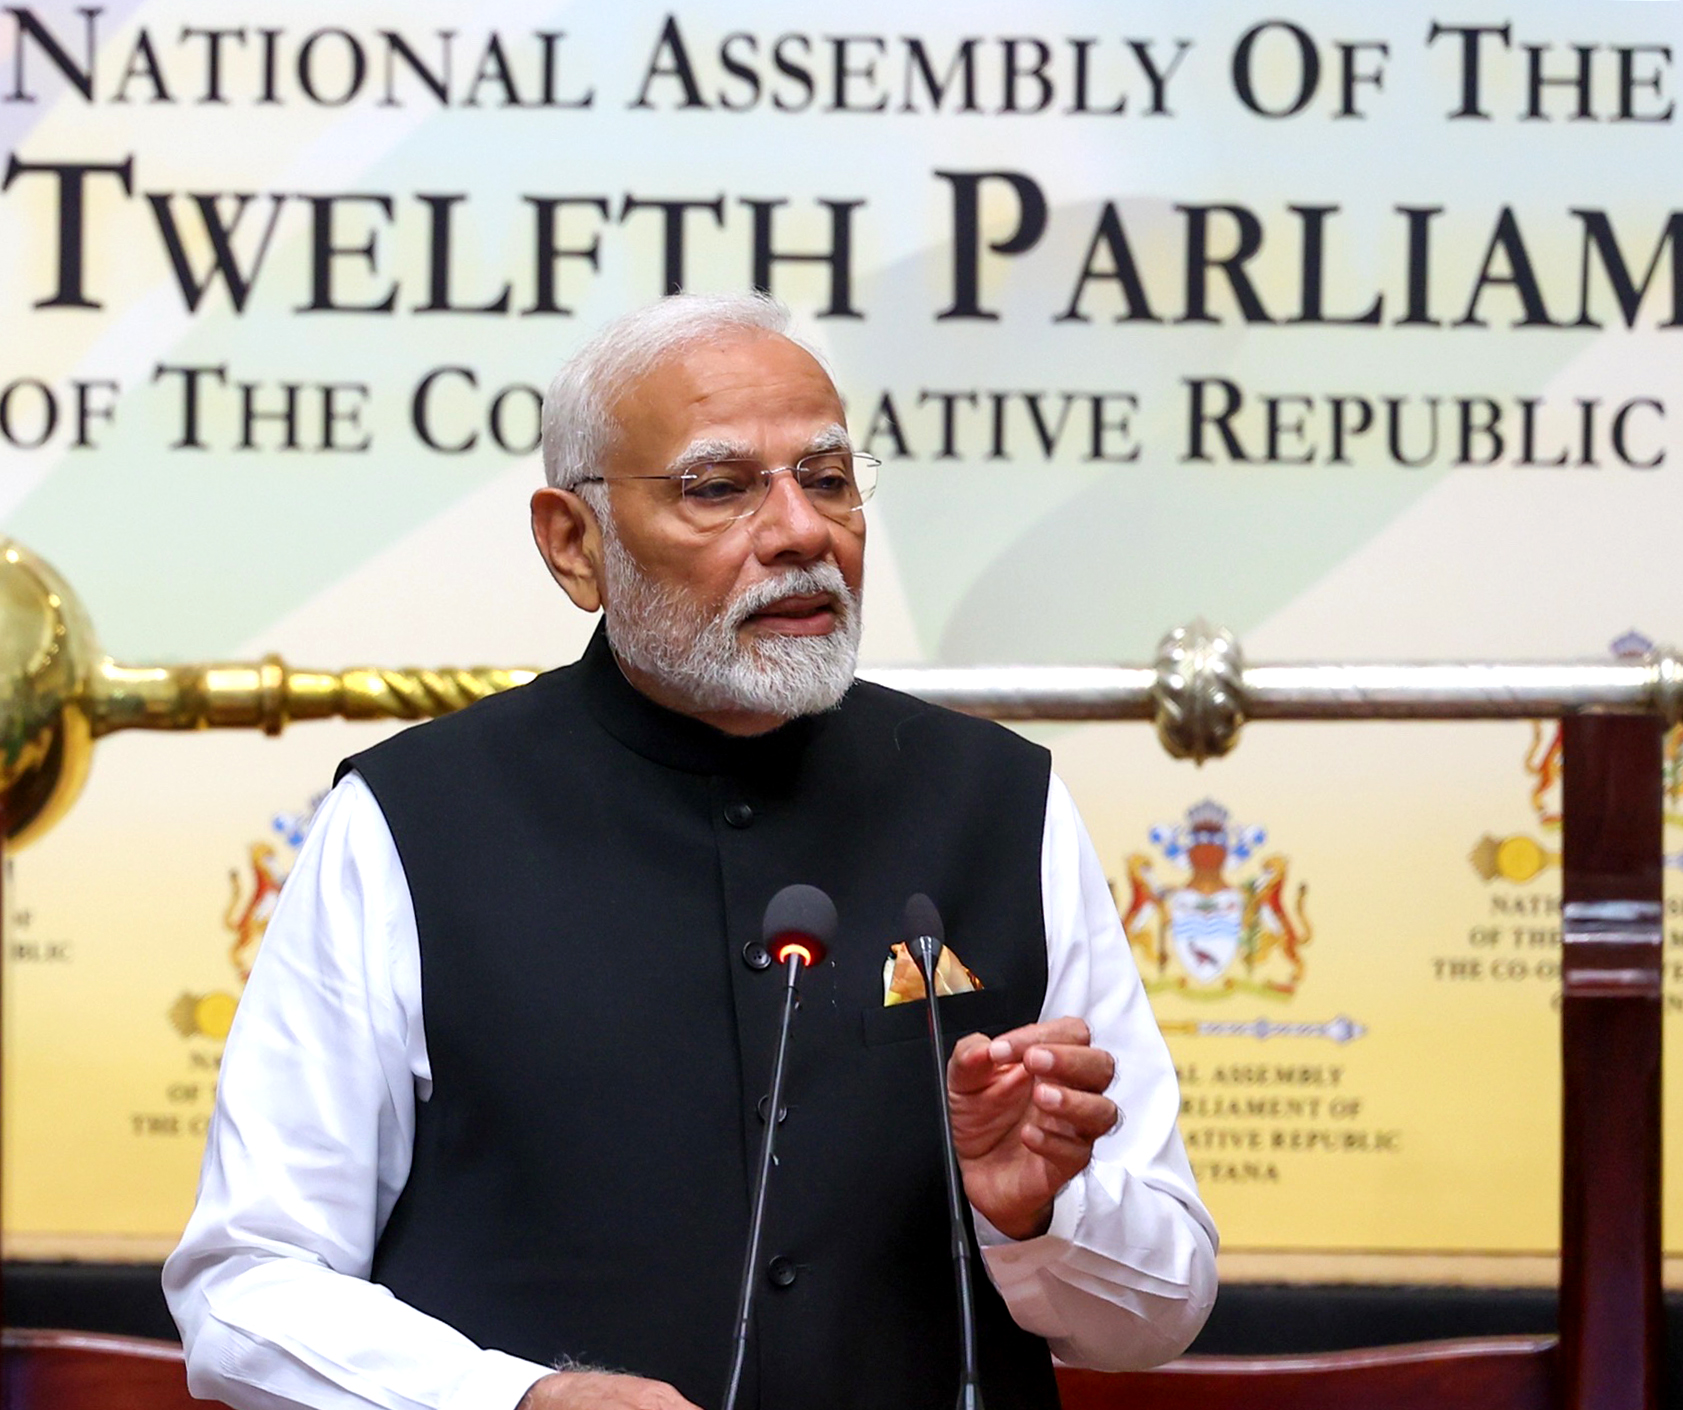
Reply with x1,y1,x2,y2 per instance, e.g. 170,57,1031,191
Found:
598,521,862,720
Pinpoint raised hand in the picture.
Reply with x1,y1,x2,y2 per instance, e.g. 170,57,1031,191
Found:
946,1017,1119,1240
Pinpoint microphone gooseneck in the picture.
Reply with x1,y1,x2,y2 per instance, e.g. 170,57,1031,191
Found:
900,893,985,1410
721,884,836,1410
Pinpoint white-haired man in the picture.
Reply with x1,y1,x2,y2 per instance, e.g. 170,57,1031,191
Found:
166,294,1216,1410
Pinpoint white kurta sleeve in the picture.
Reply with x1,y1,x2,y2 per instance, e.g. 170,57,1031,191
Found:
973,772,1219,1370
161,773,552,1410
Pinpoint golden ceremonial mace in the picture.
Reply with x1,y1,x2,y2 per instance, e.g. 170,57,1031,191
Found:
0,537,539,849
0,537,537,1326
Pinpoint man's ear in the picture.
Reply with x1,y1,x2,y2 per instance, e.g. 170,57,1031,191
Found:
531,486,605,613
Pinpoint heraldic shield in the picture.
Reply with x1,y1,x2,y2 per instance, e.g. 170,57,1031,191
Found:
1119,800,1312,998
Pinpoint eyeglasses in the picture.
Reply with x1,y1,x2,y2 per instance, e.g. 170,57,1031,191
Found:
579,451,880,530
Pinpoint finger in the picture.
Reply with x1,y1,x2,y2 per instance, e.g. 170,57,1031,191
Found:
1032,1083,1118,1139
1023,1042,1117,1092
1030,1119,1084,1146
948,1031,1009,1094
1019,1120,1099,1178
984,1017,1092,1065
951,1031,995,1069
1022,1104,1086,1143
949,1058,1033,1111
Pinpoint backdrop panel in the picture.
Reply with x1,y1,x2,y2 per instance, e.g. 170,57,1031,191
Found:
2,0,1680,1271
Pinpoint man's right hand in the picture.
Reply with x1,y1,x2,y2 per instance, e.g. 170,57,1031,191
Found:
519,1371,702,1409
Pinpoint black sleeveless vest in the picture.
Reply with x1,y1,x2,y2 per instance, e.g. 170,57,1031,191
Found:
341,627,1061,1410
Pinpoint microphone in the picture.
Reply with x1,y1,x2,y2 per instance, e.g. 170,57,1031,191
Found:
901,893,985,1410
721,884,837,1410
764,882,836,970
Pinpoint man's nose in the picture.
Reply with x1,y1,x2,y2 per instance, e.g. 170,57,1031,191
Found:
748,469,834,562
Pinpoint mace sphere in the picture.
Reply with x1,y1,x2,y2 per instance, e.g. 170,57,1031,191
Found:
0,539,98,847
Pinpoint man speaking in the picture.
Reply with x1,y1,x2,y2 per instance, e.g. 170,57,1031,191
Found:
165,294,1216,1410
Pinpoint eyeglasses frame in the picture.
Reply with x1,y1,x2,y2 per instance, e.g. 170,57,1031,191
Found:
572,451,881,526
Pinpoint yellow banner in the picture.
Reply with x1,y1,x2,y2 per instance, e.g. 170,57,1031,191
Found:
3,0,1682,1270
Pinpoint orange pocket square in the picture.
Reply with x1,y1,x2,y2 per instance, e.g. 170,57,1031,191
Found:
882,944,983,1005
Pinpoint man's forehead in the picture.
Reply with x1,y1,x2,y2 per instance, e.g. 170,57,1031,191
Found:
640,328,832,394
607,329,844,454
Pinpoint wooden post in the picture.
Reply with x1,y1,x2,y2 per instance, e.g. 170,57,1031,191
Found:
1558,716,1665,1410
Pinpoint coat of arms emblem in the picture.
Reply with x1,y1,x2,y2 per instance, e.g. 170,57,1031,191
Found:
169,795,320,1041
1469,631,1683,884
1120,800,1312,998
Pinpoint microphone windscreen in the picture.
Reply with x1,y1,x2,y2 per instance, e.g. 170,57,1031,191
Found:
762,884,839,960
900,893,945,956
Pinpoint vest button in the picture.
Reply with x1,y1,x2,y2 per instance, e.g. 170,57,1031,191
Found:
766,1255,798,1288
741,942,771,971
723,801,755,828
756,1094,788,1124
